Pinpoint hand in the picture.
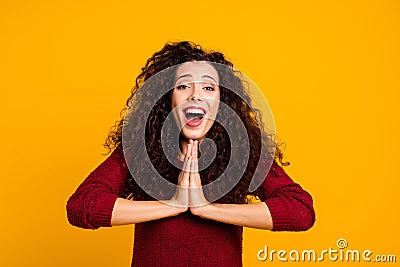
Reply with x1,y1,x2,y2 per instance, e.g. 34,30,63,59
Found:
170,140,210,213
188,140,210,212
170,141,192,210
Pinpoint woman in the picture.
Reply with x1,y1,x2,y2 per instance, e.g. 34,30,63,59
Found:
67,41,315,267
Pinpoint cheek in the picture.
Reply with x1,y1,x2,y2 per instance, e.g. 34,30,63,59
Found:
208,95,220,118
171,92,178,109
171,91,186,109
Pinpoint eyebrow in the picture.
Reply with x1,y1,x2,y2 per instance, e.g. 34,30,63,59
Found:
201,74,218,84
175,74,193,83
175,74,218,84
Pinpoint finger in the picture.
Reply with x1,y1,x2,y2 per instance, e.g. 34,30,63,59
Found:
192,158,198,173
193,140,198,173
190,159,201,186
182,155,191,173
194,140,198,159
190,140,197,159
196,173,201,184
179,157,191,187
190,158,195,175
189,171,196,187
186,141,192,159
195,173,201,186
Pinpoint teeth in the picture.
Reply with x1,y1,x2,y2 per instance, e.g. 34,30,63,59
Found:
185,108,205,115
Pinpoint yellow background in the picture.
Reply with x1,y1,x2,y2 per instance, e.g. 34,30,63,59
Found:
1,0,399,266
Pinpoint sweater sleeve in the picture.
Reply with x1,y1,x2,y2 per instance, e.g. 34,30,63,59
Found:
66,145,129,230
261,163,316,231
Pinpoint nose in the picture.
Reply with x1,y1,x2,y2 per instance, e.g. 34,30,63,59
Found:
188,82,202,102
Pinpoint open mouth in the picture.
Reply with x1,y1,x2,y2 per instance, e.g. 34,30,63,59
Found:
183,107,206,127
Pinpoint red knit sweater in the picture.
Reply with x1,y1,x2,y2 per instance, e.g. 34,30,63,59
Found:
66,146,315,267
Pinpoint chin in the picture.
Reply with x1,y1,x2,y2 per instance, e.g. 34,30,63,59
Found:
178,119,215,141
181,129,206,141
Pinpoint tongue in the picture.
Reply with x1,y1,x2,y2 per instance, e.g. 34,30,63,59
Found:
191,117,201,123
186,116,203,127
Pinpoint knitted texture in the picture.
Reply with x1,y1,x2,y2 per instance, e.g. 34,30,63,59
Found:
67,146,315,266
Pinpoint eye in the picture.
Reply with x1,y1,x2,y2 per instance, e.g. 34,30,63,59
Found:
175,84,191,90
202,82,217,91
203,86,215,91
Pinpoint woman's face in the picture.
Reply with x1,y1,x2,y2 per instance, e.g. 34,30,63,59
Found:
171,61,220,141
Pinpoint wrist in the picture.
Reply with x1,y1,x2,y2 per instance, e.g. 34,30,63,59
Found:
190,202,213,217
164,199,188,214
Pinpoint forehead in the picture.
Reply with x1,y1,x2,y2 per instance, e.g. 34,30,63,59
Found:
175,61,219,82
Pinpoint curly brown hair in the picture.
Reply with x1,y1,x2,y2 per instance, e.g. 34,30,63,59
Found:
104,41,289,204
